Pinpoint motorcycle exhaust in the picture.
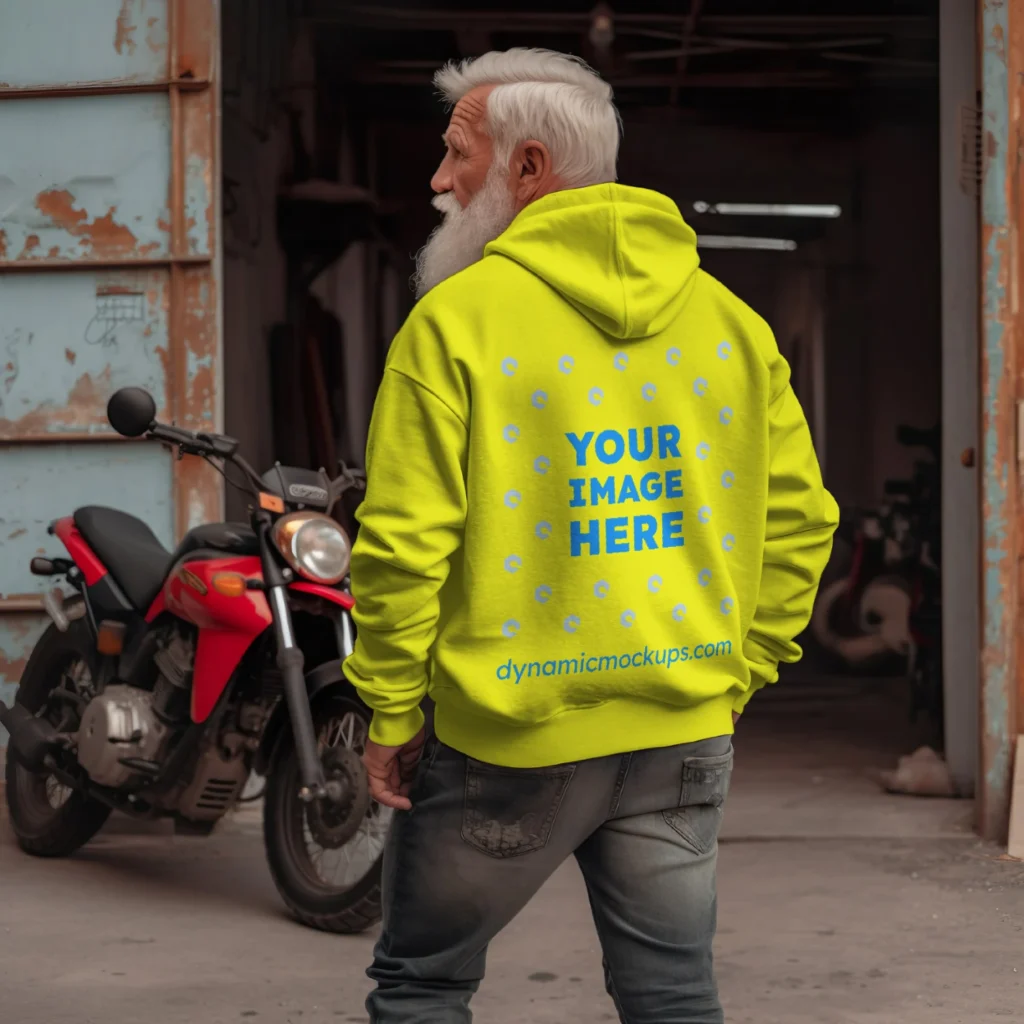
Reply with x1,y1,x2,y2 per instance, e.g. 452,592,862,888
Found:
0,699,61,772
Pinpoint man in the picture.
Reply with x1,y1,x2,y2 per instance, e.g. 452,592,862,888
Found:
343,48,838,1024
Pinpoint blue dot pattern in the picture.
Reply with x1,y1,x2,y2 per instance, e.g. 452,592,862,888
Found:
498,332,743,646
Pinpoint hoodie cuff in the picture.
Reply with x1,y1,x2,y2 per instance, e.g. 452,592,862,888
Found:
368,706,426,749
737,635,781,714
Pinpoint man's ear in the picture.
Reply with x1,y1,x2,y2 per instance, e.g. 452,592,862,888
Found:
513,139,555,204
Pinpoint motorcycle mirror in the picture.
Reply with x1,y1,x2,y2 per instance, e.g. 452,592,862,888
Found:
107,387,157,438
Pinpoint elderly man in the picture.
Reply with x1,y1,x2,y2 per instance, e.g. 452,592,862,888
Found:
344,48,838,1023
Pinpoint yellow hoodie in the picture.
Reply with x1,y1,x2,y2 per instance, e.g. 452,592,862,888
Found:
344,184,839,768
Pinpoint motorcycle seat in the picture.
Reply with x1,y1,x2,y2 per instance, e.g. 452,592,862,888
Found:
73,507,258,612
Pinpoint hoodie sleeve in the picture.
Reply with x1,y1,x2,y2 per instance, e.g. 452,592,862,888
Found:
736,346,839,714
342,355,469,747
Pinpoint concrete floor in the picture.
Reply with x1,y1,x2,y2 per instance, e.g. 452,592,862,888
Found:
1,682,1022,1024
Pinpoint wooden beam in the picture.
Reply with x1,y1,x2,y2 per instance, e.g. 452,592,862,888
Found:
311,5,935,40
671,0,705,105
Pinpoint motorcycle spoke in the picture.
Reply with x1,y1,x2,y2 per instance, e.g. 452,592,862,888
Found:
319,712,366,753
319,717,343,751
342,713,357,751
364,803,392,843
298,800,392,889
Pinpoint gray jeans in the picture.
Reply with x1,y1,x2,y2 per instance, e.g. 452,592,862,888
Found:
366,733,733,1024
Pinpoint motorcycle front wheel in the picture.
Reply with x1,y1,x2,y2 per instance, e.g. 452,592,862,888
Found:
263,689,391,933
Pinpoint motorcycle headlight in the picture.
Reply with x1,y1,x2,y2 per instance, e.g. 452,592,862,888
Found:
272,513,351,584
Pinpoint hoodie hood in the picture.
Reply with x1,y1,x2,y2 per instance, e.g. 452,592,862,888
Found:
484,183,699,340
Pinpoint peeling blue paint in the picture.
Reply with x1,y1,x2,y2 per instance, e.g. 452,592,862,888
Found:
0,0,169,90
0,442,175,595
980,0,1014,819
0,94,171,262
0,271,169,433
0,0,221,755
185,153,211,257
186,348,212,384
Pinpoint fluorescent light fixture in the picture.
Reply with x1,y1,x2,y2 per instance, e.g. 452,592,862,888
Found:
693,201,841,218
698,235,798,252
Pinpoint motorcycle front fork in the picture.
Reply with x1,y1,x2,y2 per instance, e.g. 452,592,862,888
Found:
266,585,329,802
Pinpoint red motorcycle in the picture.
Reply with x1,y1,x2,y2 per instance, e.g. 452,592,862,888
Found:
1,388,386,933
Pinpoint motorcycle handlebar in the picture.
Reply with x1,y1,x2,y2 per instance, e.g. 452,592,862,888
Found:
331,463,366,497
149,423,238,458
108,388,265,496
148,423,264,493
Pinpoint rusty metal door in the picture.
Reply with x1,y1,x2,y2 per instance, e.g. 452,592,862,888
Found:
0,0,221,726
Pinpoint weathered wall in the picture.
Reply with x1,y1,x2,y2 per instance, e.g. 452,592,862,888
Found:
978,0,1019,842
0,0,221,733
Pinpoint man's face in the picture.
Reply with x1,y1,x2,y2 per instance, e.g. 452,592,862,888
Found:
413,86,518,298
431,86,500,208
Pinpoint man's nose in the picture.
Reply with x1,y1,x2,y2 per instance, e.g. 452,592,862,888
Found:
431,161,452,195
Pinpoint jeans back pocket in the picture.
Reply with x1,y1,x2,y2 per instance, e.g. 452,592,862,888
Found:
462,760,575,859
663,748,733,855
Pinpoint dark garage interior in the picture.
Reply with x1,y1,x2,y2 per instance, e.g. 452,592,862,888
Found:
220,1,955,793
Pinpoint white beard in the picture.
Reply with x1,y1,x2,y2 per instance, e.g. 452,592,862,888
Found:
413,166,517,298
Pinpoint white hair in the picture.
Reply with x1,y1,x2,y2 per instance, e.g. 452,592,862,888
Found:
434,48,621,189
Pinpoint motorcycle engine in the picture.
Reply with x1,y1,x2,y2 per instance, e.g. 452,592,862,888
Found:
77,685,168,788
76,631,194,788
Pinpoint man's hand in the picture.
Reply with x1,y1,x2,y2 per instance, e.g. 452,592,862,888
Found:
362,727,427,811
733,711,740,726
